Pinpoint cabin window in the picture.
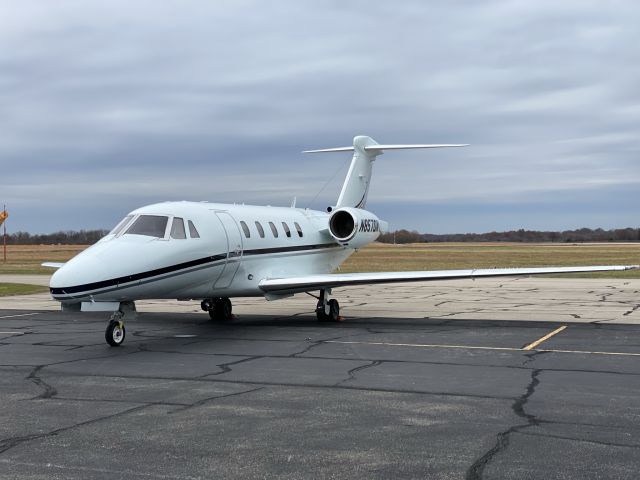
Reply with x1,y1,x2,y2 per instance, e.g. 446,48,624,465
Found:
110,215,134,236
282,222,291,238
268,221,278,238
294,222,303,237
170,217,187,239
126,215,169,238
188,220,200,239
255,221,265,238
240,221,250,238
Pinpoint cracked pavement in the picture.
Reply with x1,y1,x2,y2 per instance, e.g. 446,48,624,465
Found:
1,277,640,478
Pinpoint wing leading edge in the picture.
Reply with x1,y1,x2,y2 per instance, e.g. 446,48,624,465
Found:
259,265,639,295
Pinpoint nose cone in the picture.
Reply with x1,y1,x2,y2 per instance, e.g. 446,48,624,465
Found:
50,259,97,290
49,236,157,301
49,245,114,300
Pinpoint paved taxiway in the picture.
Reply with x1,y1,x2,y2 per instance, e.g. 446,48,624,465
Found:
1,277,639,479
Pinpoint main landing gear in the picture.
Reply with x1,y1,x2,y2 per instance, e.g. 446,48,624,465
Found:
201,297,233,321
105,301,136,347
315,289,341,322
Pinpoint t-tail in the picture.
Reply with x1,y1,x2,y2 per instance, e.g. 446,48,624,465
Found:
304,135,468,209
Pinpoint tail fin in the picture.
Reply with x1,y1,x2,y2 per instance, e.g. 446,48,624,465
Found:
303,136,468,209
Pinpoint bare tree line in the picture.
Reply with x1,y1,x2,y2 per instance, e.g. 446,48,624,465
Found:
7,230,109,245
379,227,640,244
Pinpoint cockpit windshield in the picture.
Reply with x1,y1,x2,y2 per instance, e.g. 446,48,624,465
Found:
109,215,134,236
125,215,169,238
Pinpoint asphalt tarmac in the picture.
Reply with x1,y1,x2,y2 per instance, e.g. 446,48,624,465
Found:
2,294,640,479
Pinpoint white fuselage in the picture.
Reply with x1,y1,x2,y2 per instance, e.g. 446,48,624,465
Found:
50,202,354,304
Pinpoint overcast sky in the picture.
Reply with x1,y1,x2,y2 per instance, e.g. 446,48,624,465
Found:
1,0,639,234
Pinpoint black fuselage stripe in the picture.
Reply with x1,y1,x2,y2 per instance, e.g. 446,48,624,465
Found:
50,243,339,296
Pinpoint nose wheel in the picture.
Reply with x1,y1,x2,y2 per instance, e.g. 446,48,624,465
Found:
105,315,126,347
104,301,135,347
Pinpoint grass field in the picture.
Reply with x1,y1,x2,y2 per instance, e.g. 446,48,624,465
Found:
0,245,86,275
0,283,49,296
0,242,638,278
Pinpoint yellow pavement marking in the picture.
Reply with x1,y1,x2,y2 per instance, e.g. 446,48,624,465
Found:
523,325,567,351
325,339,640,357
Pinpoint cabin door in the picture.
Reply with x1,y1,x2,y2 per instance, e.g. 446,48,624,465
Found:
213,211,243,289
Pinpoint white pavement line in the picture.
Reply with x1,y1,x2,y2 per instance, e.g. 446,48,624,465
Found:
537,348,640,357
325,340,640,357
523,325,568,350
0,313,40,319
326,340,523,352
0,331,25,335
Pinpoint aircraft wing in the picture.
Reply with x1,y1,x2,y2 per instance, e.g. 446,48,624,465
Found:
259,265,639,295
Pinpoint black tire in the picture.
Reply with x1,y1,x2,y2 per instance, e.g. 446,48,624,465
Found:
316,299,340,322
201,299,213,312
105,320,125,347
328,299,340,322
316,308,329,322
209,297,233,321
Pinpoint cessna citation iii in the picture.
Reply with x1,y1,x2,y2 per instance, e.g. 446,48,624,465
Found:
44,135,638,346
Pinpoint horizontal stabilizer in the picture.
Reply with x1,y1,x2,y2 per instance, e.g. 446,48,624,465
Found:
303,146,356,153
365,144,468,153
303,144,468,154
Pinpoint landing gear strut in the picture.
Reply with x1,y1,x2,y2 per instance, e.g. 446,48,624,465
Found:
202,297,233,321
104,301,136,347
316,289,340,322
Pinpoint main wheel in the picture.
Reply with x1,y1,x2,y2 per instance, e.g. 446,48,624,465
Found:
316,308,329,322
328,299,340,322
317,299,340,322
200,299,213,312
209,297,233,321
105,320,125,347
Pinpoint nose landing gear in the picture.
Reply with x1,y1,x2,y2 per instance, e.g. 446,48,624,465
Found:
201,297,233,321
104,301,136,347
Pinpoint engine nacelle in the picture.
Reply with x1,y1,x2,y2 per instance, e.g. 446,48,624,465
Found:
328,207,386,248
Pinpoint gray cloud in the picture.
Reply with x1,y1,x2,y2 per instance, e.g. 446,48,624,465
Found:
1,0,639,233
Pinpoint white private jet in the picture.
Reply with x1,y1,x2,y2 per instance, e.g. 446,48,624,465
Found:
44,135,638,346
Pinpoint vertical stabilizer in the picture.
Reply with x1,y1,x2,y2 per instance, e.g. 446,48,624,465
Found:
336,136,380,209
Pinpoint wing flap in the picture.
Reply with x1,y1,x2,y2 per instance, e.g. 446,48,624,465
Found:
259,265,639,294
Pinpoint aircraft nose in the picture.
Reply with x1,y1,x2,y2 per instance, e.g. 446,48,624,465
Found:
50,262,82,289
49,236,162,301
49,254,106,300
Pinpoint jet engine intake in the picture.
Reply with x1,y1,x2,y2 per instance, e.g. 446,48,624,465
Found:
328,207,386,248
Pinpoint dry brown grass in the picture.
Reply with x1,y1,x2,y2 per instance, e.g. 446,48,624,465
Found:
0,245,87,274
